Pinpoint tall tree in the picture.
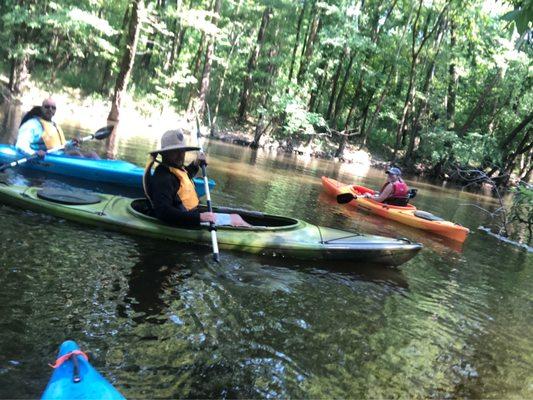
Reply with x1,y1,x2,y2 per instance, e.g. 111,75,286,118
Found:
237,6,272,123
296,5,321,84
287,0,307,86
393,0,449,158
193,0,221,117
108,0,144,123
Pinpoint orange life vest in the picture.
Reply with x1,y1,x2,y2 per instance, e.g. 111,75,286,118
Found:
39,118,66,149
168,167,199,211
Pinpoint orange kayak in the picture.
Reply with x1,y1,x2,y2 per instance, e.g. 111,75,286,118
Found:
321,176,469,242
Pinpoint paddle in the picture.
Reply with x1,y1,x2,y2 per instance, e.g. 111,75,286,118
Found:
337,189,418,205
195,113,220,262
0,125,113,172
337,192,361,204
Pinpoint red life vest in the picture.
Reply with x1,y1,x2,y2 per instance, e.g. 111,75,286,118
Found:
391,180,409,199
380,180,409,199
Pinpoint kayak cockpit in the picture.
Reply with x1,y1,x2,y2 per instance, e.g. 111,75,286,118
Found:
129,199,300,229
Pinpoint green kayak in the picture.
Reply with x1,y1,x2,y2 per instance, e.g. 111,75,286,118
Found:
0,183,422,266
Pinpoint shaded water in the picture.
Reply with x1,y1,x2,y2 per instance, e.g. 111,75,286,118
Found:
0,103,531,398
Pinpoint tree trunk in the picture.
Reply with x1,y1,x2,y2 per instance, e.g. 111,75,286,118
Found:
173,30,188,63
343,73,364,132
332,53,355,123
107,0,143,157
8,53,30,94
446,20,457,129
213,30,242,126
326,47,347,121
297,11,321,84
500,110,533,149
500,131,532,187
363,2,415,144
287,0,307,86
251,113,265,148
406,19,446,160
406,60,436,160
212,0,244,126
193,0,221,117
164,0,193,71
100,3,131,94
237,7,272,123
185,35,205,110
393,0,449,158
457,70,501,138
308,58,329,112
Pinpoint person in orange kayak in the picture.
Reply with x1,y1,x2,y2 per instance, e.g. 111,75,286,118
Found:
363,167,411,206
144,129,251,228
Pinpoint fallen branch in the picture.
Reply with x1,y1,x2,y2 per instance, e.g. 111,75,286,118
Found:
478,226,533,253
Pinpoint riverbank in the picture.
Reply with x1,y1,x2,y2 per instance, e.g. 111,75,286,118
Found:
1,78,380,168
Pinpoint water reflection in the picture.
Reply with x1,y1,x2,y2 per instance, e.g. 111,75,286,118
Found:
1,98,532,398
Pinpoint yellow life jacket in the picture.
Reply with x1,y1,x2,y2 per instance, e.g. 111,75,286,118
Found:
39,118,66,149
169,167,199,211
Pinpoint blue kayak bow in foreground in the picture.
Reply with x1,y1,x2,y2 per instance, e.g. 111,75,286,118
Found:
41,340,124,400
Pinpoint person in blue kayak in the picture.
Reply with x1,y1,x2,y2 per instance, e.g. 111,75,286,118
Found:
144,129,251,227
15,97,97,158
363,167,411,206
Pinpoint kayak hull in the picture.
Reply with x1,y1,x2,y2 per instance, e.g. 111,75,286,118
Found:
321,176,469,243
0,144,214,196
0,183,421,267
41,340,124,400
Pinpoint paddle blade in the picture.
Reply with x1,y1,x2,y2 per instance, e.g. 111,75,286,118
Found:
94,125,114,140
337,192,355,204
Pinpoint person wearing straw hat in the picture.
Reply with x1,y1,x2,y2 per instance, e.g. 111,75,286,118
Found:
144,129,251,227
362,166,411,206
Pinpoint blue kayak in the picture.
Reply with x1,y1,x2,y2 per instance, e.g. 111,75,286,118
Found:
41,340,124,400
0,144,215,197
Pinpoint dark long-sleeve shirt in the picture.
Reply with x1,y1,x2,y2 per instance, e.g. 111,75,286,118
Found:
147,162,201,227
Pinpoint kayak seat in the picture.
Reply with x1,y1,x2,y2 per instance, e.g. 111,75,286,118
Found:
414,210,444,221
130,199,297,228
383,188,418,206
37,188,102,205
383,197,410,206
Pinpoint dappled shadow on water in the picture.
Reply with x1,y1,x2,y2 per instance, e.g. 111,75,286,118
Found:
0,116,532,398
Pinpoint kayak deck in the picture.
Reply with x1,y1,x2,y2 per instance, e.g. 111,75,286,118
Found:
0,144,214,196
321,176,469,243
41,340,124,400
0,183,422,267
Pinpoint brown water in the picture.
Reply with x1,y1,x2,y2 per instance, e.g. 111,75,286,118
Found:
0,103,531,398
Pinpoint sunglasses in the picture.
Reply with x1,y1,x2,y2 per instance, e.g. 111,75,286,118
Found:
43,105,56,110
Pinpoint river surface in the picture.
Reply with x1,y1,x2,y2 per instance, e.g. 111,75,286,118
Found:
0,110,531,398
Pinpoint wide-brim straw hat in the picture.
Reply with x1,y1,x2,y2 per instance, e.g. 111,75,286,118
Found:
150,129,200,156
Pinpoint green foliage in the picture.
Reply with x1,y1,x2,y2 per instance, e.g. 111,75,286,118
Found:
0,0,529,186
1,2,116,63
268,93,327,139
414,130,500,169
501,0,533,34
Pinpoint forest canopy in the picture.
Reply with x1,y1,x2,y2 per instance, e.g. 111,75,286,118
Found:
0,0,531,185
